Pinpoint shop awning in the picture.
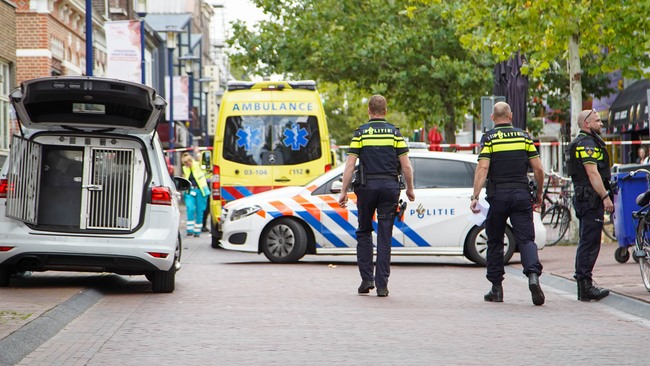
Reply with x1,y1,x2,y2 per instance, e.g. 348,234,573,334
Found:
606,79,649,134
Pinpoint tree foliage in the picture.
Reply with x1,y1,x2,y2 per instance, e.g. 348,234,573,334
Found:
424,0,650,135
227,0,492,144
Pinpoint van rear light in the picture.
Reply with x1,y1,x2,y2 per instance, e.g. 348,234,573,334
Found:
150,186,172,206
148,252,169,259
212,165,221,200
0,179,7,198
0,246,14,252
325,164,331,173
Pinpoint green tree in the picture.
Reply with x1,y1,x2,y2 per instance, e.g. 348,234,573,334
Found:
227,0,492,145
425,0,650,137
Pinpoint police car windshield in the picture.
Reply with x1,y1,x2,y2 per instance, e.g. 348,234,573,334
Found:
222,115,322,165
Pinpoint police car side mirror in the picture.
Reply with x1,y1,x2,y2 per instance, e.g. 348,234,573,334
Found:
173,177,192,192
331,180,343,193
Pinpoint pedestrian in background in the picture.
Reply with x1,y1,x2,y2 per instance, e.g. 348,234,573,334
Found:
338,95,415,297
470,101,545,306
636,146,648,164
567,109,612,301
181,152,210,237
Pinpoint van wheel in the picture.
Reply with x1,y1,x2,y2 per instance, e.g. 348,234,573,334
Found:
150,236,181,293
0,266,11,287
261,218,307,263
464,224,515,266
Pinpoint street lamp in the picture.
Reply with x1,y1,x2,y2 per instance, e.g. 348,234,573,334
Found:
165,26,183,164
135,10,147,85
179,54,200,147
198,77,214,146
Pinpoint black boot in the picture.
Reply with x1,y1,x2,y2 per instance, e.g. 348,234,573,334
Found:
577,278,610,301
484,284,503,302
528,273,545,306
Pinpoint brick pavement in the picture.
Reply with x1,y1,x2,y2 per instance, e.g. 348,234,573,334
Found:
3,238,650,365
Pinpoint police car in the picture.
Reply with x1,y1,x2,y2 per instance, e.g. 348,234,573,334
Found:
218,151,546,265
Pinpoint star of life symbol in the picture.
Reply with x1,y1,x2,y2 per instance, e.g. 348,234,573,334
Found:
235,126,262,151
283,124,309,151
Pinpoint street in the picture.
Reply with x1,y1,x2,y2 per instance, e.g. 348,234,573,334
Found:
1,235,650,365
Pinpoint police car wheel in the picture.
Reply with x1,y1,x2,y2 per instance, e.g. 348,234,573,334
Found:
464,224,516,266
261,218,308,263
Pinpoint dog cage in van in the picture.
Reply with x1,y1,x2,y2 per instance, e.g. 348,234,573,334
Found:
6,135,147,231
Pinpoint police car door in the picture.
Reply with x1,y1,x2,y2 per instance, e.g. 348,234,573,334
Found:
396,157,475,250
311,172,358,253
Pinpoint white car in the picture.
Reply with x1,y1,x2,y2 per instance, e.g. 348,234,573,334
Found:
219,151,546,265
0,76,190,293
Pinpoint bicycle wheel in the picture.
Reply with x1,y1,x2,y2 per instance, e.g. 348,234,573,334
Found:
541,205,571,246
635,218,650,291
602,211,616,242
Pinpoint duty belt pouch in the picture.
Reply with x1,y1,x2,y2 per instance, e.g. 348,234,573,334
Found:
351,164,365,190
486,180,496,198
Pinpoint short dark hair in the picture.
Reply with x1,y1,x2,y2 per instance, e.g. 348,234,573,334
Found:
368,95,387,115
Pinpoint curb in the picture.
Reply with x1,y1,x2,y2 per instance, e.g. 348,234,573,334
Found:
0,288,103,366
505,266,650,320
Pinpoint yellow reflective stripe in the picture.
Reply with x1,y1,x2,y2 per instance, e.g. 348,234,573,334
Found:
489,141,528,152
360,139,398,147
575,146,603,160
525,141,536,152
394,138,407,148
354,133,399,147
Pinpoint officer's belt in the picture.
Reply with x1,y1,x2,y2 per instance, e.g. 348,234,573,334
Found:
366,174,398,181
490,182,529,190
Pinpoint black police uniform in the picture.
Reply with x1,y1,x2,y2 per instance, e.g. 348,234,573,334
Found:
347,118,409,290
478,124,542,285
567,130,611,281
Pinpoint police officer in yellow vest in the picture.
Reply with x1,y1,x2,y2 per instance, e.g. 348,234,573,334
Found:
567,109,612,301
338,95,415,297
470,102,545,306
181,152,210,237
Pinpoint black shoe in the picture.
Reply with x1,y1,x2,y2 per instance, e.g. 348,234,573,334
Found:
201,227,210,233
484,284,503,302
528,273,545,306
358,280,375,294
577,278,610,301
377,288,389,297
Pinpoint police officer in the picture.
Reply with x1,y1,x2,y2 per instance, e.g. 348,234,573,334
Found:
470,102,545,306
338,95,415,297
567,109,612,301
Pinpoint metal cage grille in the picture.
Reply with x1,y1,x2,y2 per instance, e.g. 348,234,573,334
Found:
6,135,41,224
85,148,134,230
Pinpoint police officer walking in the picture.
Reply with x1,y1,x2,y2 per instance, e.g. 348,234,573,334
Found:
567,109,612,301
470,101,545,306
338,95,415,297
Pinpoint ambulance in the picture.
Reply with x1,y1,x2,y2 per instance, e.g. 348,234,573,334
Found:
208,80,333,247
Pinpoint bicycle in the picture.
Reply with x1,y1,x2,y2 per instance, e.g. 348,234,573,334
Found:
630,169,650,291
540,172,572,246
540,171,617,246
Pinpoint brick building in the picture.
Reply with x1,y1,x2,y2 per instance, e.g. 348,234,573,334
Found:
0,0,17,151
15,0,107,82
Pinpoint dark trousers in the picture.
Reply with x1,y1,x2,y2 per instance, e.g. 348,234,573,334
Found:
572,197,604,280
485,189,542,284
355,179,400,289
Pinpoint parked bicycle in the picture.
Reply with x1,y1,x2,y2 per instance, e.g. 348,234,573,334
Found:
630,169,650,291
540,171,617,246
540,172,572,246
